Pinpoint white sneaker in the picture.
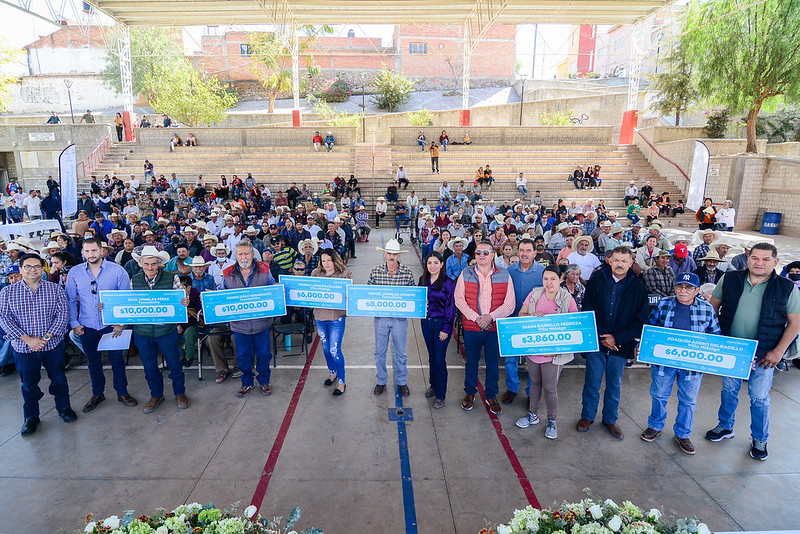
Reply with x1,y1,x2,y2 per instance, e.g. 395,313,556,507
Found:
545,419,558,440
515,412,539,428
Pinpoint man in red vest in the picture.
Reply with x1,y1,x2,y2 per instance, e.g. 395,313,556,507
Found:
455,239,515,415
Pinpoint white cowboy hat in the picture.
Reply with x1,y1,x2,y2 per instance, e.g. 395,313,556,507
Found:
377,238,406,254
573,235,594,253
41,241,62,254
193,221,209,231
608,211,619,218
187,256,211,268
109,228,126,237
556,222,570,232
11,237,35,251
601,221,612,227
183,226,198,234
246,225,258,233
212,243,230,256
136,245,170,266
5,243,26,253
297,238,319,256
447,237,468,251
712,239,731,249
611,223,624,234
701,229,719,239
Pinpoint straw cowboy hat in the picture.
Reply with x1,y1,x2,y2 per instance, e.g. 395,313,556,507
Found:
611,223,624,235
109,228,126,238
447,237,469,251
135,245,170,266
193,221,209,231
202,234,219,244
297,238,319,256
187,256,211,268
701,229,719,239
698,250,722,263
212,243,230,256
494,214,506,225
41,241,62,255
377,238,406,254
573,235,594,253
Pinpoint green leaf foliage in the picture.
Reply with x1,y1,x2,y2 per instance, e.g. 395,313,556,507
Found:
648,41,696,125
0,38,22,112
409,108,433,126
539,110,573,126
682,0,800,151
307,95,363,127
371,67,415,112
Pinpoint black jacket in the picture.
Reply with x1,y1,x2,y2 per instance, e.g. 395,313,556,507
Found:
583,264,649,359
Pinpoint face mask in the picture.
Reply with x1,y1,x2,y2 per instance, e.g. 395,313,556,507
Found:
789,273,800,281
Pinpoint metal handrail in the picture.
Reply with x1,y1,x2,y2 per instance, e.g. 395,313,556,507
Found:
84,134,113,176
634,128,690,182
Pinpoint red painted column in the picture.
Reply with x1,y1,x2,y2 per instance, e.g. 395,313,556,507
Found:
292,109,302,127
619,109,638,145
122,111,135,141
459,109,471,127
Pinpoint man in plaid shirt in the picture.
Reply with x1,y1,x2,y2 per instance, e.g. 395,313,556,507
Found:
0,253,74,436
643,251,676,297
640,272,721,454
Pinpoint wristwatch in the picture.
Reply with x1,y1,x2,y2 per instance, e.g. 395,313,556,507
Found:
42,334,53,342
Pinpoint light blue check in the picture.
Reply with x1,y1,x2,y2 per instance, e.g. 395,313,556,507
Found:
201,285,287,324
496,311,600,357
99,290,187,325
279,275,351,310
637,325,757,379
346,285,427,319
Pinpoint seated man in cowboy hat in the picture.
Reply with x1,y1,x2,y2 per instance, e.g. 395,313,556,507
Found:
131,246,191,413
199,234,219,262
368,239,416,397
188,256,215,293
692,229,719,261
165,243,193,273
548,222,571,253
568,235,601,284
644,250,676,297
693,249,723,285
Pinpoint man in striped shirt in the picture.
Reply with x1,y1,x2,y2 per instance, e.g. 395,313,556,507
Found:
0,253,74,436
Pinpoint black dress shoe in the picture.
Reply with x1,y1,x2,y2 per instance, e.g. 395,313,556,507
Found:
57,407,78,423
373,384,386,395
0,363,15,376
82,394,105,413
21,417,40,436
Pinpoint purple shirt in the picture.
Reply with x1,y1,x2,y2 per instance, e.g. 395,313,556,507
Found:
421,275,456,335
0,280,68,353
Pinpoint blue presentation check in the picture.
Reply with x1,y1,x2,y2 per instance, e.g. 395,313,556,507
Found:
495,311,600,357
637,325,758,380
346,285,427,318
279,275,351,310
99,290,187,325
201,285,287,324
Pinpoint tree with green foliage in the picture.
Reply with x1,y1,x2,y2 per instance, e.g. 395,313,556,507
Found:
539,110,573,126
148,59,238,127
307,95,363,127
409,108,433,126
648,41,696,125
101,26,184,102
248,25,332,113
682,0,800,152
0,38,22,112
372,67,415,112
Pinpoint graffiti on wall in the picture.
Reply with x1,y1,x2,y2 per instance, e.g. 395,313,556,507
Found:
19,85,62,105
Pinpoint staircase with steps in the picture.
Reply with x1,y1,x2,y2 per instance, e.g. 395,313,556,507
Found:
84,140,697,229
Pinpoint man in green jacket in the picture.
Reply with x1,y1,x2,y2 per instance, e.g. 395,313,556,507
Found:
131,246,190,413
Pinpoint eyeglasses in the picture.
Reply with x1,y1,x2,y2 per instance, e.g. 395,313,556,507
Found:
21,265,43,272
474,250,493,256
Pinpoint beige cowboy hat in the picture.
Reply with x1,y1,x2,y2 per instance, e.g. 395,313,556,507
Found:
5,243,26,253
646,224,662,231
297,238,319,256
193,221,209,231
202,234,219,244
611,223,624,235
157,217,169,224
212,243,230,256
556,222,570,232
135,245,170,266
711,239,731,250
183,226,198,234
601,220,612,227
698,250,722,262
246,225,259,233
109,228,126,237
377,238,406,254
701,228,719,239
573,235,594,253
494,214,506,225
11,237,35,251
447,236,469,251
48,231,67,240
608,211,619,218
187,256,211,268
41,241,62,255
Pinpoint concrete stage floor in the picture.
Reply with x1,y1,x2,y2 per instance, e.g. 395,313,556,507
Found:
0,228,798,533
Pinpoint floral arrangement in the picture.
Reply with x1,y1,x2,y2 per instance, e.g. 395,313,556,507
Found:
79,503,322,534
483,494,711,534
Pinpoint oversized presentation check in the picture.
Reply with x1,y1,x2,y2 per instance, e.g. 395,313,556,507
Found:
279,275,351,310
345,285,427,319
201,285,287,324
495,311,600,357
637,325,758,379
99,290,187,325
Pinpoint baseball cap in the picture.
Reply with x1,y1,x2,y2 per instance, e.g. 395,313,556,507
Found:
674,243,689,258
5,265,20,275
675,272,700,288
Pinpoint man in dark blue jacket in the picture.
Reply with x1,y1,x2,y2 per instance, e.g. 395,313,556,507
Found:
578,245,649,440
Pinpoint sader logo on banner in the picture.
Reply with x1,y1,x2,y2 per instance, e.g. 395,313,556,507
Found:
59,144,77,217
686,140,710,212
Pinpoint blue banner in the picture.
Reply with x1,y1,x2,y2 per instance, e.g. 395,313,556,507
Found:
99,290,187,325
279,275,351,310
201,285,287,324
638,325,757,379
495,311,600,357
346,285,427,319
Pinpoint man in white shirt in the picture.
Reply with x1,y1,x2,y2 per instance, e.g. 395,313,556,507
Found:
516,173,528,198
23,190,42,220
568,235,601,283
396,165,409,190
624,181,638,206
207,212,223,236
128,174,140,191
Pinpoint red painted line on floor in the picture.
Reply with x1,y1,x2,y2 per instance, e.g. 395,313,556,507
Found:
413,243,541,509
249,335,320,514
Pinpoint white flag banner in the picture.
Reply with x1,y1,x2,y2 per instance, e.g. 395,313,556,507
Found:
59,144,77,217
686,141,710,212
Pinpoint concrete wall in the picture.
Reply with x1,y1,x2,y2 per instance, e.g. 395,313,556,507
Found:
765,142,800,157
390,126,614,146
9,74,124,114
0,124,112,190
134,126,358,148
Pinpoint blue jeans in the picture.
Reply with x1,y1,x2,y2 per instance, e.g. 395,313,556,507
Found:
373,317,408,386
395,214,409,230
627,214,640,224
464,329,500,399
0,326,12,367
417,139,426,151
233,330,272,387
581,351,627,424
517,185,528,197
15,341,70,419
441,139,448,151
133,331,185,398
80,326,129,397
316,317,346,384
718,365,774,442
421,317,450,399
504,356,520,393
648,365,703,438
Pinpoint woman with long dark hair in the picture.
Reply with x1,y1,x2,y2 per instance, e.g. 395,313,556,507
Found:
311,249,352,396
419,251,455,408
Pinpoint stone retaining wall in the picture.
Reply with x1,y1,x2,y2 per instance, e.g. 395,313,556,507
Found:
390,126,614,146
